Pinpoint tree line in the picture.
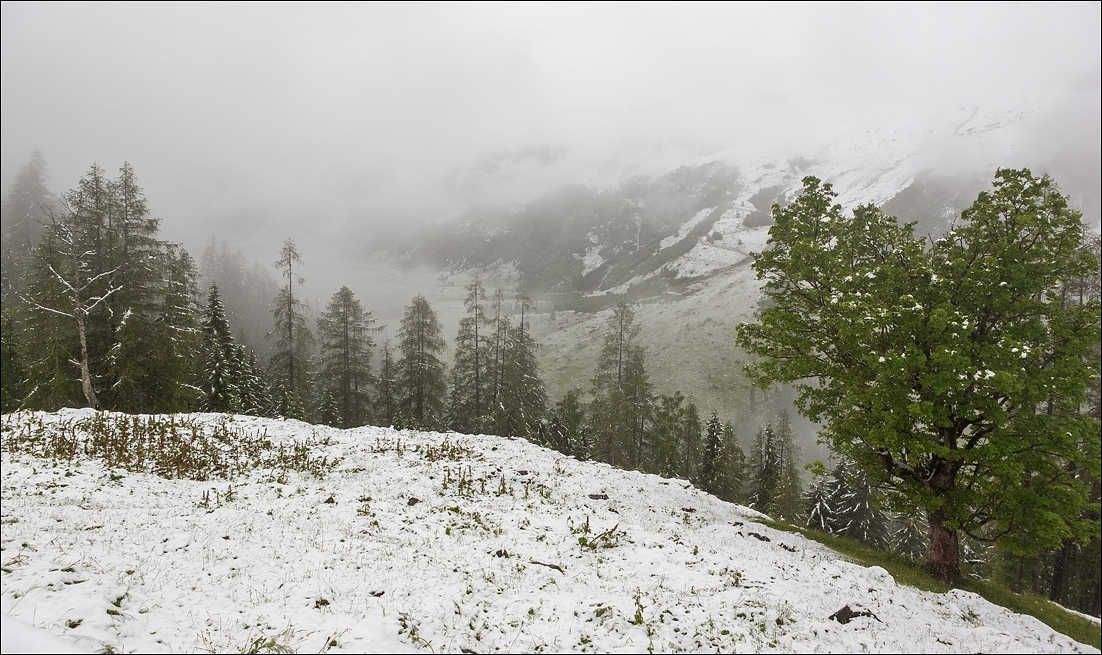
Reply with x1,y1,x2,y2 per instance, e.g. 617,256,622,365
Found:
1,157,1098,616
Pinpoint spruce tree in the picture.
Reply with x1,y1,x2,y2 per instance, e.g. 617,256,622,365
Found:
19,163,202,413
547,389,589,460
396,295,446,429
201,284,244,413
241,351,274,417
700,411,725,494
317,286,378,428
749,423,779,514
804,465,837,533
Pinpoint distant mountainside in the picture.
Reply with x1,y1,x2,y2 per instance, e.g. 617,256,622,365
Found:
384,105,1100,456
414,104,1097,305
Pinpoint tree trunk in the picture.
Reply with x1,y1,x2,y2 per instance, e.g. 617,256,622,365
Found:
925,509,960,583
75,310,99,410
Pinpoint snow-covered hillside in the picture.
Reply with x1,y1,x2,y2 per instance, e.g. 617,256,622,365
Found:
2,410,1095,654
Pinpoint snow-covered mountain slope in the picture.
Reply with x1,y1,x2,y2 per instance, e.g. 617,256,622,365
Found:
2,410,1095,654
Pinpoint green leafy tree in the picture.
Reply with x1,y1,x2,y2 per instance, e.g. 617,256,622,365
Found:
736,170,1101,583
317,286,378,428
396,295,447,429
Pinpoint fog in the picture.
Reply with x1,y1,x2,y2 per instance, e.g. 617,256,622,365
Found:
2,2,1099,265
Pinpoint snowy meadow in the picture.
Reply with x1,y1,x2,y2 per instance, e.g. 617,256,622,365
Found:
1,409,1097,654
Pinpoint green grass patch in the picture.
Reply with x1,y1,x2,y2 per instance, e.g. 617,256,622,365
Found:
757,518,1101,649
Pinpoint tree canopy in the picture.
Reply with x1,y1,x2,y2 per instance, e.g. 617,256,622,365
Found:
736,169,1101,583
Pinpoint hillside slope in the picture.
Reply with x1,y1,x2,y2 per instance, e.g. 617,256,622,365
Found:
1,410,1095,653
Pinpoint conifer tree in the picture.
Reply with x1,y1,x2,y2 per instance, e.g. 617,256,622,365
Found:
498,291,547,439
396,295,446,429
891,512,928,560
748,423,779,513
772,411,804,522
21,194,121,410
1,150,55,307
448,280,491,432
201,284,243,413
269,238,315,407
804,465,837,533
375,341,399,427
19,163,203,413
700,411,725,494
317,286,378,428
590,301,651,469
835,465,888,548
241,351,274,417
0,307,27,412
720,421,748,503
544,389,589,459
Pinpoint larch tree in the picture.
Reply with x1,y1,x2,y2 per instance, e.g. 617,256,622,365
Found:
317,285,379,428
396,295,446,429
269,238,315,416
736,170,1101,583
590,300,651,469
497,291,547,439
448,280,491,433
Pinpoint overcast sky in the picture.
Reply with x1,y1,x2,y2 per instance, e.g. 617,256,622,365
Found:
2,2,1099,257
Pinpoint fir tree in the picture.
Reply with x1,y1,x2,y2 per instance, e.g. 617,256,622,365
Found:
545,389,589,459
396,295,446,429
891,512,928,560
241,351,274,417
